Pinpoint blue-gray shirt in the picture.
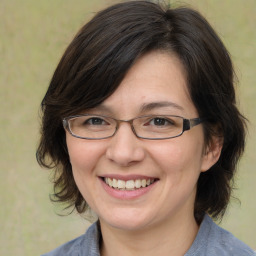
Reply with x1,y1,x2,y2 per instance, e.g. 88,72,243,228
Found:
42,215,255,255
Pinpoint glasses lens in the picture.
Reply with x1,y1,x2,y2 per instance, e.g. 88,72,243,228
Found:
68,115,116,139
133,115,183,139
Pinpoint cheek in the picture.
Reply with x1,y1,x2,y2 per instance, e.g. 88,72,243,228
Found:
66,136,105,176
148,136,204,179
153,144,183,172
66,136,107,207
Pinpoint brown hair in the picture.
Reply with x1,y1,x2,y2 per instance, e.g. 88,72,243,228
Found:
37,1,246,222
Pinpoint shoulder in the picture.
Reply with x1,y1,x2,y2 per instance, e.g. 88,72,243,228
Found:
186,215,255,256
209,220,255,255
41,222,101,256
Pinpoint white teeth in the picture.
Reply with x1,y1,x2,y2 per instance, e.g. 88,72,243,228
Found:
104,178,155,190
141,179,146,188
112,178,118,188
135,179,141,188
108,178,113,187
117,179,125,189
125,180,135,189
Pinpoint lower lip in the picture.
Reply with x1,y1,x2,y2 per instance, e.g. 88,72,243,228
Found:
99,178,158,200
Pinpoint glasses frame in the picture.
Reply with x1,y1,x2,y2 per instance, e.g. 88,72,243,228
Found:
63,114,202,140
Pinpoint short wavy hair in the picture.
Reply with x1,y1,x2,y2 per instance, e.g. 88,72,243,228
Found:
37,0,247,222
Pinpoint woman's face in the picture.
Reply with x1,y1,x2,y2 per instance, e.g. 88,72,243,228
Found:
66,51,216,231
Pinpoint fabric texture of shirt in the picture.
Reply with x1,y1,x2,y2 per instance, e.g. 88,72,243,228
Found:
41,215,255,256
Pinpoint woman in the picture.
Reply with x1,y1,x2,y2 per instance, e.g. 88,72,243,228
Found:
37,1,255,255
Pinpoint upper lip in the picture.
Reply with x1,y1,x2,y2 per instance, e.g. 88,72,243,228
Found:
100,174,158,181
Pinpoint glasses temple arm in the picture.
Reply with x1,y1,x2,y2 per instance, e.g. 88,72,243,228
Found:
183,118,202,131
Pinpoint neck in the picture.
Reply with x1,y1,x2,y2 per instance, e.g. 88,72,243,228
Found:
99,212,199,256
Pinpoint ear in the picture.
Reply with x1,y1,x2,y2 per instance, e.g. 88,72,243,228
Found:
201,135,223,172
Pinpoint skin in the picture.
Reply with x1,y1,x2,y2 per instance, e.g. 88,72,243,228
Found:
66,51,222,256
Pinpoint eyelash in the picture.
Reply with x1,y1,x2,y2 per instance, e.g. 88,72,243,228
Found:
146,117,175,126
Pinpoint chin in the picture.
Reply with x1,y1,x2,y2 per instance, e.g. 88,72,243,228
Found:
99,209,155,231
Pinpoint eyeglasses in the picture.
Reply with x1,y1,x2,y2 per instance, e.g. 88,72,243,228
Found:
63,114,202,140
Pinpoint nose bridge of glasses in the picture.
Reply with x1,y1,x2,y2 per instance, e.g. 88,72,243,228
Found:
115,118,137,136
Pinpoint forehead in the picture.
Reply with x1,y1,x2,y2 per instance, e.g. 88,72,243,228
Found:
93,51,197,118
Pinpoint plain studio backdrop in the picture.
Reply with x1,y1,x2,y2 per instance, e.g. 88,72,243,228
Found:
0,0,255,255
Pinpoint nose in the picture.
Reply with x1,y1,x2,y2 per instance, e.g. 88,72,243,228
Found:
106,122,145,167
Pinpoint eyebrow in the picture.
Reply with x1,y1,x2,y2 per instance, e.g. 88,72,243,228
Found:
90,101,184,114
140,101,184,112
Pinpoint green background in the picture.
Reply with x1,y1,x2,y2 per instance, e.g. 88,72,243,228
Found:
1,0,255,255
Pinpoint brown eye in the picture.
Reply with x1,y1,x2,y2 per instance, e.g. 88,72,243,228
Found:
153,118,167,126
84,117,109,126
148,117,174,127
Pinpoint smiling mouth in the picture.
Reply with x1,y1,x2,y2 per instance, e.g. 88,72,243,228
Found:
102,177,157,190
